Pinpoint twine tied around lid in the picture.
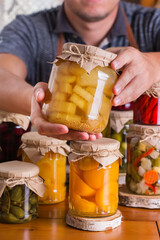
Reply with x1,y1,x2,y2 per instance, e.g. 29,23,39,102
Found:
140,128,160,142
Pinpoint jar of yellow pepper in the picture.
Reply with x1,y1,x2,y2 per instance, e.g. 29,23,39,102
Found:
21,132,70,204
68,138,123,217
42,43,118,134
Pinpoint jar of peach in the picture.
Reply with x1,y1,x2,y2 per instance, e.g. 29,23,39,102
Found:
21,132,70,204
68,138,123,217
42,43,118,134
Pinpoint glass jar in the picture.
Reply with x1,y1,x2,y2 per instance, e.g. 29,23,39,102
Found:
21,132,70,204
0,112,30,163
126,123,160,195
112,102,133,111
0,161,45,223
133,94,160,125
133,82,160,125
68,138,122,217
42,43,118,134
110,110,133,173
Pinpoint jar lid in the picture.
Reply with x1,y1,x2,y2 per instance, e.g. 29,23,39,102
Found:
56,42,117,73
0,161,39,178
111,110,133,119
69,138,123,168
110,110,133,133
0,110,30,130
21,132,67,147
145,82,160,98
70,138,120,152
129,123,160,134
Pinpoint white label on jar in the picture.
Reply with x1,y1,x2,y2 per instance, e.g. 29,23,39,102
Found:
88,71,109,120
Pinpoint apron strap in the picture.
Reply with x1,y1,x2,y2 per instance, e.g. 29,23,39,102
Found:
122,9,139,49
56,9,139,54
56,32,65,56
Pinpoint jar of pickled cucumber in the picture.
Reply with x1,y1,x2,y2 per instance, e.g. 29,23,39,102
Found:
0,111,30,163
127,123,160,195
21,132,70,204
68,138,123,217
42,43,118,134
0,161,45,223
110,110,133,173
133,82,160,125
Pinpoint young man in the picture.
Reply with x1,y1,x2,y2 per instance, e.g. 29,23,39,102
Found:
0,0,159,140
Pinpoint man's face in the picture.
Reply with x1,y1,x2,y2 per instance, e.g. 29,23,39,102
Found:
64,0,120,22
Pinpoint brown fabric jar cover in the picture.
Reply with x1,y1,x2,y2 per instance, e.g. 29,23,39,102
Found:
145,82,160,98
0,161,46,198
110,110,133,133
128,123,160,149
69,138,123,169
54,42,117,73
0,110,30,130
20,132,70,164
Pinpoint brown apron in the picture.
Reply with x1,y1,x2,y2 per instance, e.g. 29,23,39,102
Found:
56,9,138,56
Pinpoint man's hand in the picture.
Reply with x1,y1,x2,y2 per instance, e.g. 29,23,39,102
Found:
108,47,160,106
30,82,102,141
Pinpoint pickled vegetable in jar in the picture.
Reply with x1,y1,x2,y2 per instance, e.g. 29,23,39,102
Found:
21,132,70,204
68,138,123,217
133,82,160,125
110,110,133,173
127,124,160,195
0,111,30,163
0,161,45,223
42,43,118,134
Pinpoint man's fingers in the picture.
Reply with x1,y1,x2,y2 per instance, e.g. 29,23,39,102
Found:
113,64,137,95
112,75,147,106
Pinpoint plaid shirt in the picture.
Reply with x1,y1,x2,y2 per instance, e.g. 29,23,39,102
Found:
0,1,159,85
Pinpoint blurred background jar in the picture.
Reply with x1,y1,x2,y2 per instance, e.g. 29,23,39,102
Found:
21,132,70,204
68,138,122,217
133,82,160,125
126,123,160,195
110,110,133,173
112,102,133,111
0,161,45,223
42,42,118,134
0,111,30,163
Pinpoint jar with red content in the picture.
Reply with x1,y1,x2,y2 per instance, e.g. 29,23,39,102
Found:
68,138,123,217
133,82,160,125
0,112,30,163
112,102,133,111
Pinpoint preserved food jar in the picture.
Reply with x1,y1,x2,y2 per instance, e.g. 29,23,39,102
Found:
110,110,133,173
127,123,160,195
0,111,30,163
112,102,133,111
133,82,160,125
42,43,118,134
0,161,45,223
21,132,70,204
68,138,122,217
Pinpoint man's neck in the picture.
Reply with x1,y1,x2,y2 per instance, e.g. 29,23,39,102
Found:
64,4,119,46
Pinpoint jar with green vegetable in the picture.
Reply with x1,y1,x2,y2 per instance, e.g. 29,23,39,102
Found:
0,161,45,223
126,124,160,195
110,110,133,173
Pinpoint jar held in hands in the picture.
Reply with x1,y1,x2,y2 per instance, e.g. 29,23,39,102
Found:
42,43,118,134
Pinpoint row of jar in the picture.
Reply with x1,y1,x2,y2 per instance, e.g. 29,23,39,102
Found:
0,135,122,223
1,129,160,224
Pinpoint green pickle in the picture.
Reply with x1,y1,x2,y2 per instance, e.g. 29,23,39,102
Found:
0,185,38,223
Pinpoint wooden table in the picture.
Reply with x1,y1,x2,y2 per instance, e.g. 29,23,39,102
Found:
0,199,160,240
